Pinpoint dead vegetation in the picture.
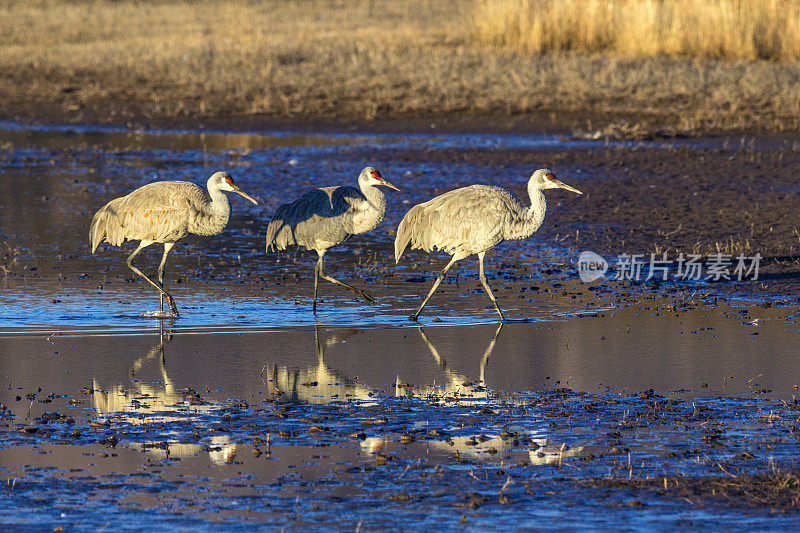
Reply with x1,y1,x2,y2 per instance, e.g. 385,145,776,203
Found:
473,0,800,61
571,120,677,141
584,469,800,512
0,240,19,275
1,0,799,133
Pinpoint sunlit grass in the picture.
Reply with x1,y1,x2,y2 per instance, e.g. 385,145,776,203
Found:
473,0,800,60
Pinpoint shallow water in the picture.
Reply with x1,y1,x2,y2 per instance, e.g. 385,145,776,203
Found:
0,120,635,153
2,122,800,529
2,323,799,530
1,304,797,400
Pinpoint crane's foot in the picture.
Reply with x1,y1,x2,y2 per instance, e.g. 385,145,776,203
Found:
354,289,377,304
165,296,180,319
141,310,179,320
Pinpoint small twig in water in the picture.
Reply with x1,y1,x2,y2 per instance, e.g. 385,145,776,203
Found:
499,476,513,494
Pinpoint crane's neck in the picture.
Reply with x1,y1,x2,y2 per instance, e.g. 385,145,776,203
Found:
193,181,231,236
526,185,547,230
353,181,387,233
502,185,547,241
359,182,387,217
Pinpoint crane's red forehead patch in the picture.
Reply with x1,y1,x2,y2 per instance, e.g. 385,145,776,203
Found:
546,173,556,181
370,170,382,180
225,175,235,185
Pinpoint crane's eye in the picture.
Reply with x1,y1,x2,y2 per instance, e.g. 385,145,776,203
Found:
370,171,382,180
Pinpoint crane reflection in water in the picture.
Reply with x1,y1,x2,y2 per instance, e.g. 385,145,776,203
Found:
91,327,237,465
264,324,503,404
263,325,601,463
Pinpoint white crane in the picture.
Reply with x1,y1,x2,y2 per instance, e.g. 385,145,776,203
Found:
395,168,582,320
89,171,258,318
265,166,399,312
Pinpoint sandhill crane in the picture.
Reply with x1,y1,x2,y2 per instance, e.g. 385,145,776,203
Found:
395,168,582,320
265,166,399,312
89,171,258,318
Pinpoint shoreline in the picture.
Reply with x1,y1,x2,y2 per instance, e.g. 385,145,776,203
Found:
3,105,799,140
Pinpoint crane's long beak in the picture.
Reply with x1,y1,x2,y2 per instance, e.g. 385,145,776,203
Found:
556,180,583,195
381,179,401,192
233,185,259,204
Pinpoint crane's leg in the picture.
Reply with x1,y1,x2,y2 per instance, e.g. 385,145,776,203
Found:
156,242,178,316
317,253,377,305
128,324,172,382
478,323,503,385
313,255,321,314
409,256,458,321
478,252,504,320
418,327,447,370
314,324,322,360
126,241,180,318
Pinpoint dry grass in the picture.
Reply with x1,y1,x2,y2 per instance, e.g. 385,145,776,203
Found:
473,0,800,61
1,0,800,132
0,240,19,275
585,469,800,511
0,0,469,119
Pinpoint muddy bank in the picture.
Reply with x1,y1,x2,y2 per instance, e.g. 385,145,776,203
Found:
5,97,799,141
583,470,800,514
0,102,586,136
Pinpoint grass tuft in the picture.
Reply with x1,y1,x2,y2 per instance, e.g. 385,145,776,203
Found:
0,240,19,275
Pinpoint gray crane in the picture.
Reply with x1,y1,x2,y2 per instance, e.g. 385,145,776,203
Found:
265,166,399,312
89,171,258,318
395,168,582,321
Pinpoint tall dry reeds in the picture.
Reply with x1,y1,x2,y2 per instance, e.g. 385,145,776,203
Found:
473,0,800,60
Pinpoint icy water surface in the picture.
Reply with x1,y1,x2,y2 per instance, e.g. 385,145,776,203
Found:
2,123,800,529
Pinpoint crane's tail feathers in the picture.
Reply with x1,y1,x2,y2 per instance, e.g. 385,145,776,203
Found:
89,199,126,253
394,207,419,263
264,219,279,253
265,219,295,253
89,212,105,254
394,229,408,264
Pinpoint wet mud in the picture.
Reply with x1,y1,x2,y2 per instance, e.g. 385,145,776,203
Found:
2,123,800,529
